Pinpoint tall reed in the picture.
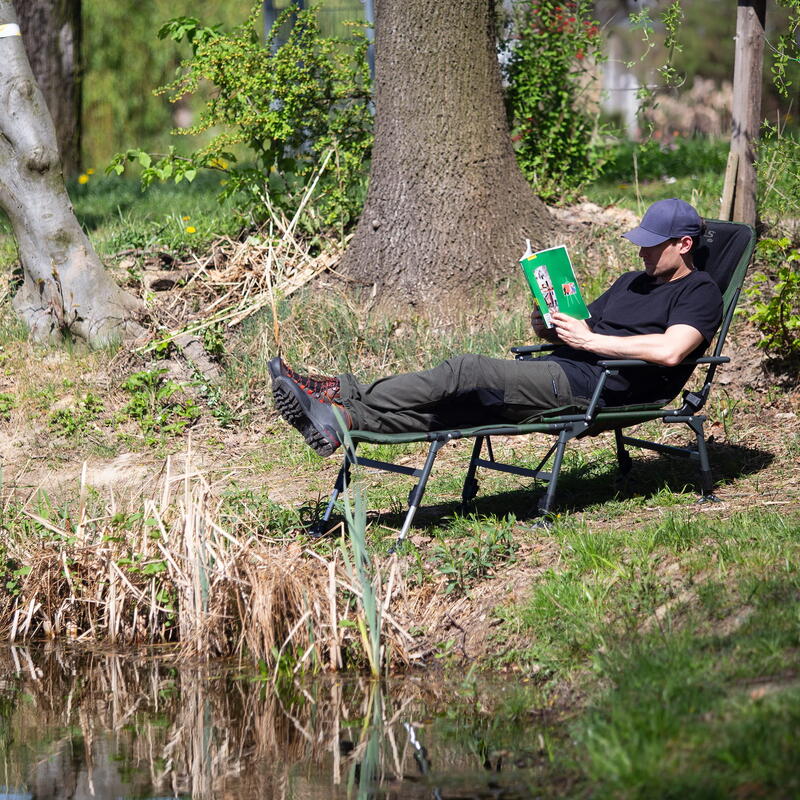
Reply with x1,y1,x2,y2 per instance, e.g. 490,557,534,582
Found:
337,425,385,677
0,448,412,672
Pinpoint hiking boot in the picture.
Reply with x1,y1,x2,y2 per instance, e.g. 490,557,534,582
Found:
268,356,341,403
272,373,351,457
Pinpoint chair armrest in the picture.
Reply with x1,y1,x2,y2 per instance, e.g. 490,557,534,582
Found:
597,358,654,368
510,344,558,356
691,356,730,364
597,355,731,368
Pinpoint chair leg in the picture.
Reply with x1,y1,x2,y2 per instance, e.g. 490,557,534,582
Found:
687,416,719,501
390,439,446,552
308,444,357,538
461,436,485,511
538,430,569,515
614,428,633,476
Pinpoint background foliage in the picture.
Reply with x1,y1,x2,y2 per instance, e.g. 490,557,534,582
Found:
504,0,605,202
108,3,373,233
82,0,366,169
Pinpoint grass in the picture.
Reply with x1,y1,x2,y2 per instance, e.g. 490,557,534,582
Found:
585,133,800,229
585,136,729,217
0,450,414,673
0,170,244,267
488,510,800,795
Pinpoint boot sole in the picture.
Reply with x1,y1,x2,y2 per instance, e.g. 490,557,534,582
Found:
272,376,341,457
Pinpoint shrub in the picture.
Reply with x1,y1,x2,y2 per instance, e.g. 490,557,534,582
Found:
504,0,605,203
746,237,800,357
109,3,373,234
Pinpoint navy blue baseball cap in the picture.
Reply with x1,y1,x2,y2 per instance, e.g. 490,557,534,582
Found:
622,198,703,247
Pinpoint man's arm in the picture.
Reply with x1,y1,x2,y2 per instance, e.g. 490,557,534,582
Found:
551,312,705,367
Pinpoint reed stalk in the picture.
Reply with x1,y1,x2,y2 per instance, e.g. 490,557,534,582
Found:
336,425,384,678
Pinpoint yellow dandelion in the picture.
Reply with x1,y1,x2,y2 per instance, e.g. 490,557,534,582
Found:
185,226,197,234
86,168,95,175
77,174,89,184
182,215,190,221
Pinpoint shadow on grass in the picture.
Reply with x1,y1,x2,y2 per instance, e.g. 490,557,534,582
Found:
347,440,775,536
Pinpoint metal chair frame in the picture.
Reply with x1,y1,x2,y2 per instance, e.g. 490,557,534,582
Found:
309,220,756,549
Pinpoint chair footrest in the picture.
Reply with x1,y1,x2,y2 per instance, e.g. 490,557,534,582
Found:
354,455,422,478
471,457,552,481
621,435,698,460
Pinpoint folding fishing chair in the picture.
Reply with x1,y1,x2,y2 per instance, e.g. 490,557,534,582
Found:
309,219,756,548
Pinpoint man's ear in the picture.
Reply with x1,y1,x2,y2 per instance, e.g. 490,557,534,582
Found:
678,235,694,254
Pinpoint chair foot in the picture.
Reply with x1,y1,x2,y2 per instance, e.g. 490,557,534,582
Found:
530,516,554,531
696,493,722,505
306,517,342,539
462,477,479,504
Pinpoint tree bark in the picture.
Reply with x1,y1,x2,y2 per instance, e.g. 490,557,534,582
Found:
12,0,81,177
340,0,552,307
0,1,143,346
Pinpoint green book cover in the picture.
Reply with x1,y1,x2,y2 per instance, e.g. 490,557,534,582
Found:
519,244,590,328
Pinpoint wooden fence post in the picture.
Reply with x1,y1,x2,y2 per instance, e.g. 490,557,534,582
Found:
720,0,766,226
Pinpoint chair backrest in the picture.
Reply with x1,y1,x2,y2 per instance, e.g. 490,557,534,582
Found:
693,219,757,356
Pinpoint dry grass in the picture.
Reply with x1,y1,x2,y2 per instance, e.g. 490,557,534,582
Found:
0,446,420,672
129,158,351,361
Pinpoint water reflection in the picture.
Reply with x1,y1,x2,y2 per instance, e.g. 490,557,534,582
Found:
0,647,560,799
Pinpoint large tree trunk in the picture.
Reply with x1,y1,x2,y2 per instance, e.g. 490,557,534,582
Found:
12,0,81,177
340,0,552,307
0,1,143,346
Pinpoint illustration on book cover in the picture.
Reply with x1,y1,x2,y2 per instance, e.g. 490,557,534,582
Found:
520,242,590,328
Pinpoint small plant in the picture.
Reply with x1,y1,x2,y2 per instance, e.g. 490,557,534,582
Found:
758,124,800,221
628,1,685,97
0,393,15,420
504,0,605,202
202,322,226,359
746,237,800,357
121,369,201,442
48,393,105,437
1,559,31,597
431,518,518,596
337,427,384,677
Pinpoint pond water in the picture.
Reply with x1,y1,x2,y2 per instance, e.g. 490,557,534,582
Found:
0,647,567,799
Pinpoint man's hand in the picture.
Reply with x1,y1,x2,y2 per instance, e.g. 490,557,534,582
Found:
551,312,595,349
531,308,561,343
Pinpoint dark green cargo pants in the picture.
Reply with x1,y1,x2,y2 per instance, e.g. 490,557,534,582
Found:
337,353,575,434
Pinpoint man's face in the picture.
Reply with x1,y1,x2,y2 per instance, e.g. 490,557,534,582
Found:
639,236,692,283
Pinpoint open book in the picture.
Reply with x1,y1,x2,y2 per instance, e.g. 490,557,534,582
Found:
519,242,590,328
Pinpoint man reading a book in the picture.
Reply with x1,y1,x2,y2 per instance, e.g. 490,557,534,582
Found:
270,198,723,457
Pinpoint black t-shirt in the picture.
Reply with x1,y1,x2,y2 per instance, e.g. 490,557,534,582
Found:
543,270,723,405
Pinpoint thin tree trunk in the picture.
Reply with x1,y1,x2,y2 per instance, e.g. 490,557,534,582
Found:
13,0,82,177
0,0,143,346
340,0,552,307
720,0,766,226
